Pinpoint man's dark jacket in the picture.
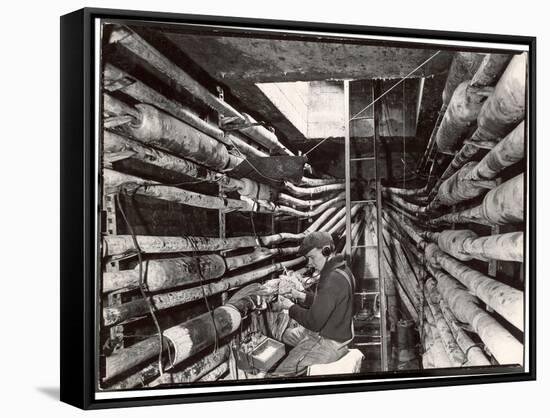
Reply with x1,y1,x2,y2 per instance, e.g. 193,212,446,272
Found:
289,255,355,342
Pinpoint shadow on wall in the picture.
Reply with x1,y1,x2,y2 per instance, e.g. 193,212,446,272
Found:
36,386,59,401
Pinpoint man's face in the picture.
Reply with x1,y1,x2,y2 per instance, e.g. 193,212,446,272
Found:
305,247,326,272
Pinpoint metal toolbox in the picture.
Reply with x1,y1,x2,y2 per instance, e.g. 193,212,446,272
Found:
236,335,286,372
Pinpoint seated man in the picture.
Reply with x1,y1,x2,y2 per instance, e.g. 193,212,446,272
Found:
274,231,355,375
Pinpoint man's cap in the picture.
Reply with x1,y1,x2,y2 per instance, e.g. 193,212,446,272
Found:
298,231,334,255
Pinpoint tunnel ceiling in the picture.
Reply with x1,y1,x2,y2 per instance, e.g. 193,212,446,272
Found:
154,28,453,148
163,33,452,83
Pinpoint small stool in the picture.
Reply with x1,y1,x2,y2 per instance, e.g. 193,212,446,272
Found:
307,349,364,376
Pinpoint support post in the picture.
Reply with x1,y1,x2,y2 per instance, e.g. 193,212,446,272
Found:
374,79,389,371
344,80,352,262
219,183,228,304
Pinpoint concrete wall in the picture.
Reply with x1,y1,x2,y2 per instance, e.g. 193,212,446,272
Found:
306,81,346,139
259,78,420,142
257,82,309,136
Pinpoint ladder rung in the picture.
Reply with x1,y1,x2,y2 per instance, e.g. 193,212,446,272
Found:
353,342,382,346
351,245,378,249
350,157,375,162
351,199,376,204
355,291,380,295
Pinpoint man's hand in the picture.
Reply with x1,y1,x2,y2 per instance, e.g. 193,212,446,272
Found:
282,288,306,303
278,296,294,310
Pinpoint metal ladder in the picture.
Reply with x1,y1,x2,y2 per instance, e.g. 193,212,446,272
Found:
344,79,388,372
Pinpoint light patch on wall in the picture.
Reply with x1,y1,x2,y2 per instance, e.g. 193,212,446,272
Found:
257,80,345,140
258,79,421,140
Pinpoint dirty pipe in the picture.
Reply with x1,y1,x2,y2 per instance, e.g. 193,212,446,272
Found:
426,54,527,202
103,235,259,257
105,305,244,379
435,53,514,155
326,204,363,234
103,257,305,326
471,53,527,144
104,130,221,182
425,243,523,331
431,120,525,210
425,278,490,366
110,27,293,156
103,169,253,212
106,345,230,389
126,103,242,171
466,121,525,181
431,173,524,226
423,286,466,367
442,52,485,106
470,54,513,87
278,192,329,208
110,27,244,120
427,230,523,262
305,206,339,232
224,246,299,270
104,63,267,158
430,266,523,364
257,193,345,218
429,161,496,209
299,177,344,187
103,94,242,171
438,298,491,366
103,254,227,293
103,232,300,258
239,113,294,156
425,142,479,202
436,81,491,155
284,181,346,197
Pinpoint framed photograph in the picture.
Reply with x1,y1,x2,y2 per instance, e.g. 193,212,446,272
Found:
60,7,535,409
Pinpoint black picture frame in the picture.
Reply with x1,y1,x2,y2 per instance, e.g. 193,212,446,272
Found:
60,7,536,410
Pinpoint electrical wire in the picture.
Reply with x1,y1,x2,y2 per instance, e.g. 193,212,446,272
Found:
115,191,166,376
302,134,335,157
461,343,486,365
248,183,262,240
422,152,439,199
117,168,257,356
114,178,227,373
402,80,406,222
418,250,429,357
182,236,221,354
